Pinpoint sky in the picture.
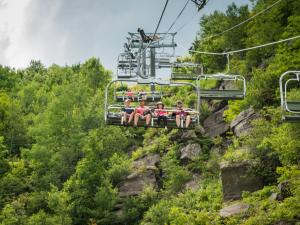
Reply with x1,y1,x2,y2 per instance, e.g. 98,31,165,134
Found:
0,0,250,72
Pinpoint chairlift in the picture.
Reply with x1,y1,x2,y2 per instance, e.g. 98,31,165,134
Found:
105,78,200,129
197,73,246,100
279,71,300,122
171,62,203,80
117,53,138,79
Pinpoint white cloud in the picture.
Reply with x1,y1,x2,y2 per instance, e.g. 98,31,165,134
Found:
0,0,250,70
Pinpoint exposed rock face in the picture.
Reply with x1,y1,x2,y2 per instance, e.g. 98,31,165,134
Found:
203,106,229,138
219,80,237,91
185,174,201,191
220,161,263,201
220,202,249,218
118,170,157,198
118,154,160,198
195,125,206,136
180,143,202,164
230,108,260,137
180,130,198,141
277,180,291,201
132,154,160,169
208,99,228,113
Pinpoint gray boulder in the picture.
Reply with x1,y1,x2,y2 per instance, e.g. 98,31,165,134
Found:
180,130,198,141
277,180,291,201
203,106,229,138
195,124,206,136
220,202,249,218
230,108,260,137
118,170,157,198
180,143,202,164
118,154,160,198
219,80,237,91
185,174,201,191
132,154,160,169
220,161,263,201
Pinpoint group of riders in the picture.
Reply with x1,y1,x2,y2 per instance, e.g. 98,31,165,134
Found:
121,98,192,129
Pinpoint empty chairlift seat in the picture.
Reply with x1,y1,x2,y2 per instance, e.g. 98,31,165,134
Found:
117,53,138,79
279,71,300,122
198,74,246,100
171,62,203,80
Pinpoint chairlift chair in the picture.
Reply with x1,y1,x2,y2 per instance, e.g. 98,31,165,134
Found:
115,90,168,102
197,73,246,100
117,53,138,79
279,71,300,122
105,78,200,129
171,62,203,80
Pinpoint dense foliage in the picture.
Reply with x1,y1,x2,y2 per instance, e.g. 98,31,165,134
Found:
0,0,299,224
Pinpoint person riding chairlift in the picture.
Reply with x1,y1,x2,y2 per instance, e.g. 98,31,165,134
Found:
137,28,160,43
133,99,151,128
138,90,147,101
173,100,191,128
127,89,134,101
154,101,168,130
122,99,134,126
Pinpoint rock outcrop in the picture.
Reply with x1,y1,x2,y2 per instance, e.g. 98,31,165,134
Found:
230,108,260,137
220,202,249,218
180,130,198,141
180,143,202,164
118,170,157,197
184,174,201,191
132,154,160,169
203,106,229,138
118,154,160,198
220,161,263,201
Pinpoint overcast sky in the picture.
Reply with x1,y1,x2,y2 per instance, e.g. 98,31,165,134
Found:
0,0,250,71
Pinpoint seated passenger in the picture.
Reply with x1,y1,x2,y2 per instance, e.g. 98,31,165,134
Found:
173,100,191,128
133,99,151,128
122,99,134,126
138,90,147,101
154,102,168,130
127,89,134,101
137,28,160,43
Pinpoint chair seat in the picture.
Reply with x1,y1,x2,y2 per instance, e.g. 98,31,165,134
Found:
286,101,300,112
200,90,245,100
106,113,198,129
115,95,163,102
171,73,198,80
283,115,300,122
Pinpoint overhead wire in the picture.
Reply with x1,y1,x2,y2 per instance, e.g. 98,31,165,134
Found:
142,0,170,53
200,0,283,41
177,34,300,55
165,0,190,34
173,0,211,34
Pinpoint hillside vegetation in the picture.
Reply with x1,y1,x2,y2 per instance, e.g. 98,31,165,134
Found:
0,0,299,224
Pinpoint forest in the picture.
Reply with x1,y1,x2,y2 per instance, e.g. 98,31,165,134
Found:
0,0,299,224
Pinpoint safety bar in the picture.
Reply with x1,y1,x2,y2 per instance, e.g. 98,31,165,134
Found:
105,78,200,124
279,71,300,114
196,73,247,97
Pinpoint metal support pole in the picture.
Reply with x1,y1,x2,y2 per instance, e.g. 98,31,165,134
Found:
142,48,146,77
150,47,156,92
150,47,156,78
226,54,230,74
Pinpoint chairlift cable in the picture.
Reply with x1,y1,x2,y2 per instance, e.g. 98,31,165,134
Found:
177,34,300,55
172,0,210,34
142,0,170,54
201,0,283,41
166,0,190,34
